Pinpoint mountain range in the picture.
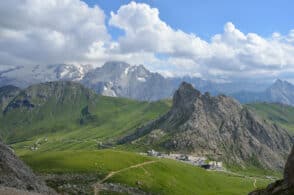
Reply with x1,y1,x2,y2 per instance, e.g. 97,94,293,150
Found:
1,61,294,105
0,80,293,194
232,79,294,106
1,80,292,170
0,64,92,88
119,82,293,170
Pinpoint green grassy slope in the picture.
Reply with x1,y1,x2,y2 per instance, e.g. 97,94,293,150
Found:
0,82,170,146
4,97,170,151
246,102,294,133
20,149,271,195
1,83,288,194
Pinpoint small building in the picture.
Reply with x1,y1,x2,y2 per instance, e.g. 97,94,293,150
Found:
200,164,211,169
177,154,189,161
147,149,160,156
208,161,223,170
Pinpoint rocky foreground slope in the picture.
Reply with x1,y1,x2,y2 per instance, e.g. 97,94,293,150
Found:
119,82,293,170
0,141,55,194
250,146,294,195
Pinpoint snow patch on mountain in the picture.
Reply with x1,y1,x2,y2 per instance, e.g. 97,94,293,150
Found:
137,77,146,82
0,64,93,88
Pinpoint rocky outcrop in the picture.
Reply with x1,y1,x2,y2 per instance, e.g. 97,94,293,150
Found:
284,146,294,187
0,141,55,194
249,146,294,195
119,82,293,170
0,85,20,112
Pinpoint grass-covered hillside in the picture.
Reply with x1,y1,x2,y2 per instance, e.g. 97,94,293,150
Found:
1,82,289,194
20,149,271,195
0,81,170,147
247,102,294,133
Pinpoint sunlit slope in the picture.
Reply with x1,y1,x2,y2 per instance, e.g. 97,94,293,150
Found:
247,102,294,133
21,149,270,195
0,81,170,145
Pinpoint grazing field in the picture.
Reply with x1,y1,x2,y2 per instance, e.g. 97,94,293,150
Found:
1,93,170,148
20,149,271,195
0,84,284,194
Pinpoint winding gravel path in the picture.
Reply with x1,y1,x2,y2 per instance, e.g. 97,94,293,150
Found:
93,160,157,194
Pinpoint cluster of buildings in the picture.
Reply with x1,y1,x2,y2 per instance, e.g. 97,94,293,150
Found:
146,149,223,170
30,137,48,151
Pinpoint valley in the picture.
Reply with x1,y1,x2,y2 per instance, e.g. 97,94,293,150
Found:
19,149,271,195
1,1,294,194
1,81,293,194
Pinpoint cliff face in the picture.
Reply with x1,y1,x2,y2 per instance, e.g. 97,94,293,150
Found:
284,146,294,186
0,141,55,194
120,82,293,170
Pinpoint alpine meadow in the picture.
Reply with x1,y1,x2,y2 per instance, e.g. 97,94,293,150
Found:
0,0,293,195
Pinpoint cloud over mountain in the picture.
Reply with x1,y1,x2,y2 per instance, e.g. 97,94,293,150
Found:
1,1,294,83
0,0,109,65
109,2,294,82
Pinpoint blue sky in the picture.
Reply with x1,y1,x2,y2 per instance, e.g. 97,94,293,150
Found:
1,0,294,83
84,0,294,40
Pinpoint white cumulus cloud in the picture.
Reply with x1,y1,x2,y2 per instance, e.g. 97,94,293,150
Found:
1,0,294,83
109,2,294,82
0,0,109,65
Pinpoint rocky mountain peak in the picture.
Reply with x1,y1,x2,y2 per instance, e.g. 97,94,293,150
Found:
120,82,293,170
265,79,294,105
102,61,130,71
274,78,283,84
271,79,293,89
172,82,201,117
176,82,200,96
82,61,174,101
172,82,242,122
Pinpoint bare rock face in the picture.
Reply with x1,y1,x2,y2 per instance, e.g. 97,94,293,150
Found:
120,82,293,170
284,146,294,186
82,61,175,101
0,141,55,194
0,85,20,112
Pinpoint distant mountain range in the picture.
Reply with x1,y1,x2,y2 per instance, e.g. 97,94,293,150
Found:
81,61,174,101
1,61,294,105
0,64,92,88
232,79,294,106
